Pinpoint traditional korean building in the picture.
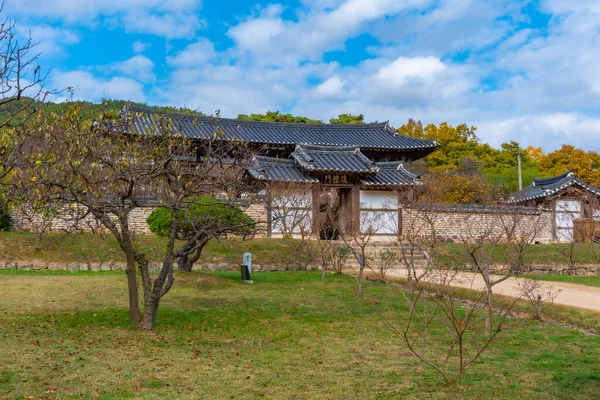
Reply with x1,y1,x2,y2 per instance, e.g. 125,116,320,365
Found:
122,106,439,238
508,171,600,241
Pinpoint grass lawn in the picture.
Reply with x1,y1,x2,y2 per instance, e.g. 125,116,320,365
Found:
2,232,600,269
1,270,599,399
523,274,600,288
435,241,600,266
0,231,307,267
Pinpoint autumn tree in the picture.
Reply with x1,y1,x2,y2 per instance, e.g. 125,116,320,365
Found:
398,119,490,172
19,104,252,329
0,2,57,184
420,171,500,204
538,145,600,186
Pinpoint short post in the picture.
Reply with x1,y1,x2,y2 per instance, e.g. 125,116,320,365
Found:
241,252,253,284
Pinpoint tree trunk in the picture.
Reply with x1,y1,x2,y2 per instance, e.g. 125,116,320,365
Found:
120,230,141,328
142,297,159,330
485,285,492,337
125,256,141,328
407,263,415,313
141,214,180,330
357,252,365,295
177,237,208,272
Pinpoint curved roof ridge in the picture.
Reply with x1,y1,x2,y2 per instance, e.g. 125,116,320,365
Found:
532,170,574,188
295,143,358,152
252,155,295,165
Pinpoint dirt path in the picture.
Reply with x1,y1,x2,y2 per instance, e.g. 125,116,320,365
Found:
385,269,600,313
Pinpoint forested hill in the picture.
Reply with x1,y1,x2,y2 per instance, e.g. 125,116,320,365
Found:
4,100,599,200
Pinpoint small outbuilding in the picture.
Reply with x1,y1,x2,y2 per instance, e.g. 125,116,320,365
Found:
507,171,600,241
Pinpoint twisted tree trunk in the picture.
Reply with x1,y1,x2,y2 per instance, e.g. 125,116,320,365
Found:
177,236,210,272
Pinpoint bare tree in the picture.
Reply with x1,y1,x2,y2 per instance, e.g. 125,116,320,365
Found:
394,203,447,311
459,212,509,337
459,207,544,336
516,277,562,320
341,206,384,294
268,183,313,271
499,208,547,274
331,244,351,275
367,248,397,282
374,269,519,384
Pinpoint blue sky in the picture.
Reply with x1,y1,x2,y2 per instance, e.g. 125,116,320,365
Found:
6,0,600,151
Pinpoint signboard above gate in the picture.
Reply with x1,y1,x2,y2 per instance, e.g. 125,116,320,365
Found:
320,174,353,186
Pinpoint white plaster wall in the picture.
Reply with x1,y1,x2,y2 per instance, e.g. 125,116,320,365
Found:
270,189,312,235
360,190,398,234
359,190,397,209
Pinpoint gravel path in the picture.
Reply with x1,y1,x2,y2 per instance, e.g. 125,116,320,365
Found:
385,269,600,313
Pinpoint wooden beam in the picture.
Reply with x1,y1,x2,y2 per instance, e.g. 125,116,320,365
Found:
397,190,403,237
266,185,272,238
351,180,361,236
312,184,320,236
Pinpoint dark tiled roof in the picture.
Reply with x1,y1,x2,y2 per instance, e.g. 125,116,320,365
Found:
362,162,421,187
122,105,439,151
248,156,318,184
508,171,600,203
248,155,423,187
291,144,378,174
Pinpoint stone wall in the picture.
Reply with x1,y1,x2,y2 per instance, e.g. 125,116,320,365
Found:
399,206,554,243
0,259,309,273
11,202,269,236
11,205,156,235
9,201,554,243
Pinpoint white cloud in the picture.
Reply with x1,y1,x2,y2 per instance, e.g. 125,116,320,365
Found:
51,70,146,102
132,41,151,54
167,39,216,67
312,76,346,99
374,57,446,87
475,113,600,152
122,12,203,39
103,55,156,84
227,0,431,65
14,25,79,56
6,0,203,39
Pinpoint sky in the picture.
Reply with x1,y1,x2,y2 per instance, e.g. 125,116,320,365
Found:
5,0,600,152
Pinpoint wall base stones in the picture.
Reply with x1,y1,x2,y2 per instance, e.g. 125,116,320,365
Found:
0,260,305,273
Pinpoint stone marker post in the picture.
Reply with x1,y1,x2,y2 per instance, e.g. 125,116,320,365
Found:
241,252,253,283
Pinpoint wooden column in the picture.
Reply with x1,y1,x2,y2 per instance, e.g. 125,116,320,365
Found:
351,180,361,236
312,184,320,236
397,190,403,237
